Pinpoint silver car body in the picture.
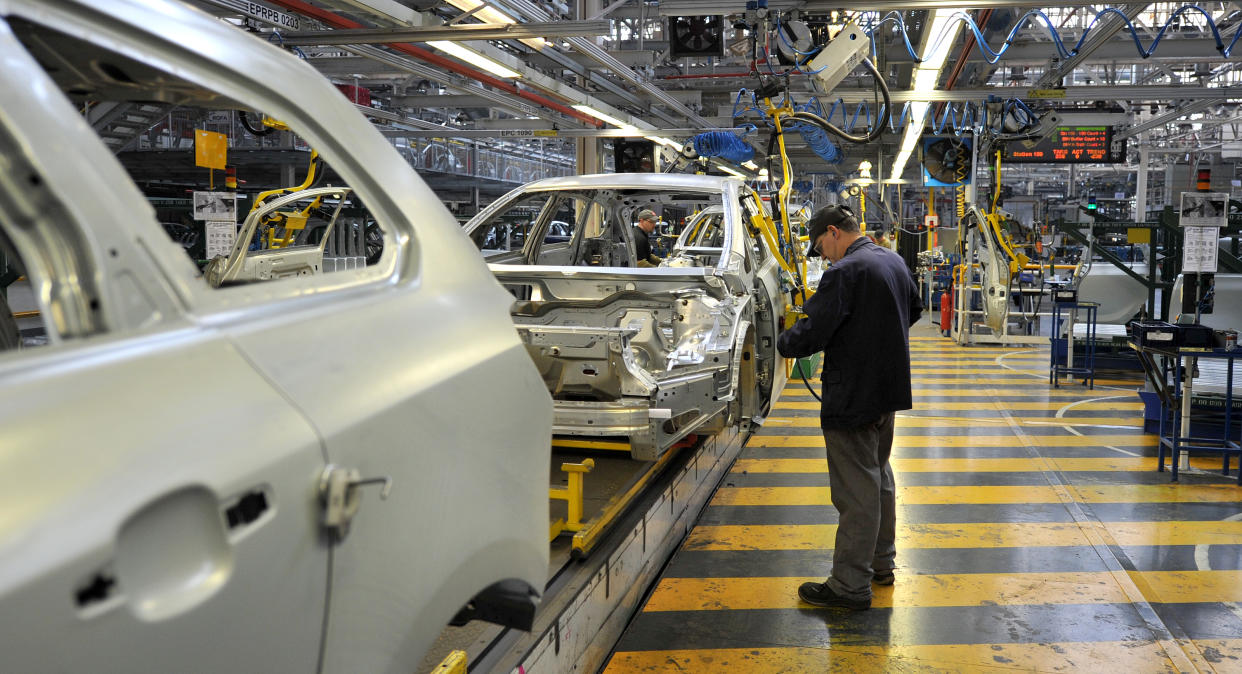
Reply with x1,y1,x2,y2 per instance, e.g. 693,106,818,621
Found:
465,174,785,460
0,1,550,671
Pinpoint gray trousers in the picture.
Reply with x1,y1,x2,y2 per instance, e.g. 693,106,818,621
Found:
822,412,896,600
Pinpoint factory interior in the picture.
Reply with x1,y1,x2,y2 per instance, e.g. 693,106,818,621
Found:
3,0,1242,672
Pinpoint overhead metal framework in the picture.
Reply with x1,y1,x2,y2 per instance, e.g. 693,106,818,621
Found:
186,0,1242,209
282,21,612,44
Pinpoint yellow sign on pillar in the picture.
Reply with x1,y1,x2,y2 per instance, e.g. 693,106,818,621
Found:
195,129,227,170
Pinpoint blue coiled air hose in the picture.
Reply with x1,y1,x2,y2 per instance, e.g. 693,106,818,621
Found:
692,131,755,164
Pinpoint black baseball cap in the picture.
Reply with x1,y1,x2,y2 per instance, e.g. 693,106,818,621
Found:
805,204,856,258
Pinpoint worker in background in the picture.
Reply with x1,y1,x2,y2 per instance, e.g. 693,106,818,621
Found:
776,203,922,611
633,209,663,267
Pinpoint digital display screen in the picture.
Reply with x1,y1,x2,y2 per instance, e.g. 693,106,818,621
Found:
1004,126,1125,164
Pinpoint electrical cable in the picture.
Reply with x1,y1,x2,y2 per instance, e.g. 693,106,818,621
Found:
783,58,890,144
799,365,823,401
239,111,277,136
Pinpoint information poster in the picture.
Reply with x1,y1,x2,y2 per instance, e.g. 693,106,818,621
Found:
205,221,237,259
1178,191,1228,228
192,190,237,222
1182,226,1220,273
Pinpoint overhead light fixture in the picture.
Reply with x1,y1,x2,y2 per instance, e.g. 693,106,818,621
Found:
858,160,872,179
741,161,759,170
889,9,961,181
652,136,684,152
718,166,746,178
445,0,514,24
427,40,522,78
443,0,546,49
572,104,635,129
758,168,769,178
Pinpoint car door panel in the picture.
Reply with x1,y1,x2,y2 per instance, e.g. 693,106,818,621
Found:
227,281,551,673
0,330,327,672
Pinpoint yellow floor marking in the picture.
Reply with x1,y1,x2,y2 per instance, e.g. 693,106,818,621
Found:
910,346,1033,351
711,485,1065,506
1133,570,1242,604
905,377,1141,386
910,355,1049,360
1104,520,1242,546
763,415,1143,428
604,642,1185,674
710,483,1242,506
747,434,1156,448
684,520,1242,551
790,387,1115,397
910,368,1050,374
1070,484,1242,503
642,572,1136,611
1193,640,1242,667
732,456,1219,474
774,400,1142,411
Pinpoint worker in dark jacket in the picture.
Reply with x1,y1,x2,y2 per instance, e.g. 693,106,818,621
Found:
777,203,922,611
633,209,663,267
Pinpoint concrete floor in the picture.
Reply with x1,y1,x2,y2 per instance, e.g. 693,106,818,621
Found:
603,319,1242,673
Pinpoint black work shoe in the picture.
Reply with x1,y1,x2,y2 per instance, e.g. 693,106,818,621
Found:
872,570,895,586
797,581,870,610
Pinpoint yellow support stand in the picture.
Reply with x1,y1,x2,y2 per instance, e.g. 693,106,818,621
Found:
432,650,467,674
549,459,595,541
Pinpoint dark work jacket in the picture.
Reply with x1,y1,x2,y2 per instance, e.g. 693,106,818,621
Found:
777,238,923,429
633,226,653,262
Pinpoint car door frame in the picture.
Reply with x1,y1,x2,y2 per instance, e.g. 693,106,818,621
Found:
0,8,330,670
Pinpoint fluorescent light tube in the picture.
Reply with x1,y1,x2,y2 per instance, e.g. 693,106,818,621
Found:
718,166,746,178
445,0,514,24
427,40,522,78
652,136,684,152
572,104,635,129
922,11,962,70
441,0,546,49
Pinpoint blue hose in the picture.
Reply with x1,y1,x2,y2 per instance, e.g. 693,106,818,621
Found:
693,131,755,163
864,5,1242,62
793,98,843,164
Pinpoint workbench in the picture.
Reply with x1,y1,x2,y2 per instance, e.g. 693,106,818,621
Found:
1130,341,1241,483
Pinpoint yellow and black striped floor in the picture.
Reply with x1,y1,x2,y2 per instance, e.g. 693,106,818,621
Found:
603,327,1242,673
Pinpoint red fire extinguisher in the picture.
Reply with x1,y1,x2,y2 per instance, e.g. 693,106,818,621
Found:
939,285,953,337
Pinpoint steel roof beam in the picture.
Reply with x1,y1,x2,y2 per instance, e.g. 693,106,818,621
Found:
498,0,714,127
364,127,738,138
532,44,680,124
825,85,1242,102
1114,98,1225,142
655,0,1139,15
282,21,611,45
1035,3,1150,87
344,44,558,121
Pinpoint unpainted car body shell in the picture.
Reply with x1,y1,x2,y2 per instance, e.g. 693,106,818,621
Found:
467,174,783,460
0,1,550,671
